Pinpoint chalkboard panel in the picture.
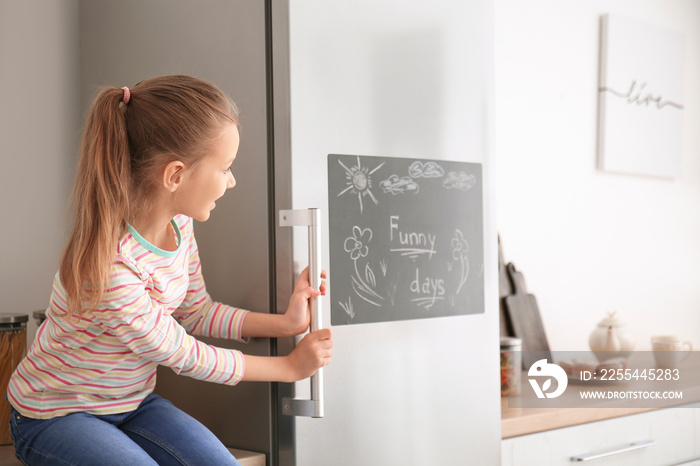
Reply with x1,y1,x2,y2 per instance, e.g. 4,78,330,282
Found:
328,154,484,325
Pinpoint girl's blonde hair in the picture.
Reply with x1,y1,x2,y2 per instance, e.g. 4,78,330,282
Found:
60,75,239,317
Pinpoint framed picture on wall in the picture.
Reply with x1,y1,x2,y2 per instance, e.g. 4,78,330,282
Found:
597,13,685,179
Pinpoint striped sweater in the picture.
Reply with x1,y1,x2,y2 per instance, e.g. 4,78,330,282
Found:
8,215,248,419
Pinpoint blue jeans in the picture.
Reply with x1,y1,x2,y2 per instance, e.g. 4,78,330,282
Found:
9,394,241,465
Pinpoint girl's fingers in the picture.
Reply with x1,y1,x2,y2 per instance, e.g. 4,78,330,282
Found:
312,328,332,340
295,267,328,288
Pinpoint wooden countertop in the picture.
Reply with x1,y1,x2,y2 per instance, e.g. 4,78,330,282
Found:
501,400,652,439
501,352,700,439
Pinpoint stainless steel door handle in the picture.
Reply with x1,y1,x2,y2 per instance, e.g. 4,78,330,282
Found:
279,208,324,418
570,440,655,462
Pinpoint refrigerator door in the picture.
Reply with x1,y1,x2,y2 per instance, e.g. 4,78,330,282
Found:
277,1,501,464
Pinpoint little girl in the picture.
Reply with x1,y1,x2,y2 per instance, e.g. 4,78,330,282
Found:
7,75,332,465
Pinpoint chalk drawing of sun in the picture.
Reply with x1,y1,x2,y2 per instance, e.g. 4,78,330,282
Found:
336,156,385,213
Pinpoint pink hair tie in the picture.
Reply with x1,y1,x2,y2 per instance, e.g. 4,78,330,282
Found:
121,86,131,105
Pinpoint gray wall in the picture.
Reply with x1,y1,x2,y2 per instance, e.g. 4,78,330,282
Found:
1,0,275,456
0,0,80,342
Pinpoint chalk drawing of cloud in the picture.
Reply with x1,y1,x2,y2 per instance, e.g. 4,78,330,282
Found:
443,171,476,190
379,174,420,195
408,161,445,178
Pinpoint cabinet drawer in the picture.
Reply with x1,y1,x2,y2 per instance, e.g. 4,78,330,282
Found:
502,408,699,466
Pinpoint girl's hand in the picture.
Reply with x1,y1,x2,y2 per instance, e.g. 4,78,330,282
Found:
241,328,333,382
287,328,333,381
284,267,327,336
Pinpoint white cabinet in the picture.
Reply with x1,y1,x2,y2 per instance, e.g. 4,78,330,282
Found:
502,406,700,466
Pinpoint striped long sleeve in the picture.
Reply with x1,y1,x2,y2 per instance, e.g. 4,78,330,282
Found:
172,231,248,340
7,215,248,419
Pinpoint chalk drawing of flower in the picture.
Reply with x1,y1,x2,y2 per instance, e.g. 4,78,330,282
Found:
344,226,372,260
451,229,470,294
452,230,469,260
344,226,384,307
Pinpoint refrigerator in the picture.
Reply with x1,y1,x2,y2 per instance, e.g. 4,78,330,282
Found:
79,1,501,464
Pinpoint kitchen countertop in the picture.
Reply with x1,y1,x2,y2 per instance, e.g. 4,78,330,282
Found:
501,352,700,439
501,400,653,439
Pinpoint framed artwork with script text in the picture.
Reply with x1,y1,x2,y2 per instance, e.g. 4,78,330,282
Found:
597,13,685,179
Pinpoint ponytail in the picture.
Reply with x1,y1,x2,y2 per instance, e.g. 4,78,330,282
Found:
59,87,131,317
59,75,238,317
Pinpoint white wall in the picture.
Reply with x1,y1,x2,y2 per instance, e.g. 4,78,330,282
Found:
0,0,80,342
495,0,700,352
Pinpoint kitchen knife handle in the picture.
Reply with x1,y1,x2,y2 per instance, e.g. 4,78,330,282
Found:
279,208,324,418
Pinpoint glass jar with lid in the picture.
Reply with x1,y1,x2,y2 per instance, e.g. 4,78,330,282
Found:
0,313,28,445
500,336,522,397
